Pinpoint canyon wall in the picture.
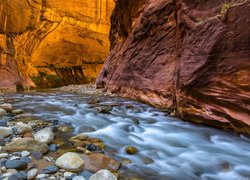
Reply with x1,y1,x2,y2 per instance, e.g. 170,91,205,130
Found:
0,0,114,89
97,0,250,134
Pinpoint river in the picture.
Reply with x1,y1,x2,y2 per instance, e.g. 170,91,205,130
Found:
3,91,250,180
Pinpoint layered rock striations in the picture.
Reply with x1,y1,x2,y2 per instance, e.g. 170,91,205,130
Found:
0,0,114,89
97,0,250,134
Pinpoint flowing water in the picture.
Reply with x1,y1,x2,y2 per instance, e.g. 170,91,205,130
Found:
3,91,250,180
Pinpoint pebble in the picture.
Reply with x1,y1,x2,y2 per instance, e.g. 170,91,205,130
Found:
8,171,27,180
6,169,18,174
16,123,33,135
73,176,86,180
49,144,58,152
79,171,93,179
11,109,23,114
89,170,117,180
21,151,30,157
5,160,28,170
20,157,32,163
125,146,138,155
36,174,48,179
64,172,77,178
31,151,43,159
55,152,84,172
0,127,13,137
34,127,54,144
27,168,38,180
42,165,58,174
0,120,7,127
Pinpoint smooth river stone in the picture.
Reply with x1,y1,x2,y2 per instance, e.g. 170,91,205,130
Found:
89,170,117,180
34,127,54,144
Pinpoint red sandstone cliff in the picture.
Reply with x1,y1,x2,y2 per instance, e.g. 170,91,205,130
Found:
97,0,250,134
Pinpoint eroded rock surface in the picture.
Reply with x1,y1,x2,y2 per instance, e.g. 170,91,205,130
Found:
0,0,114,89
97,0,250,134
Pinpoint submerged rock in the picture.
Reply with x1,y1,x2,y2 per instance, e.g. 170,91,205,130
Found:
55,152,84,172
5,138,48,154
34,127,54,144
82,153,121,173
125,146,138,155
89,170,117,180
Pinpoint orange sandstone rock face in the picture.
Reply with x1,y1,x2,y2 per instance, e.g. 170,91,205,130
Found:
0,0,114,89
97,0,250,134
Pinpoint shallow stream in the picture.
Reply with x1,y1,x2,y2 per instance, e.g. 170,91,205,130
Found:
3,91,250,180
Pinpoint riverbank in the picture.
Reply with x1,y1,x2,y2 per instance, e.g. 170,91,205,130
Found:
0,93,122,180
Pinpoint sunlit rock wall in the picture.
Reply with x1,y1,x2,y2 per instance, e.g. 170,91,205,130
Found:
0,0,114,89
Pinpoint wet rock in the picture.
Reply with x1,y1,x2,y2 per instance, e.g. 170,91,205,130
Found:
20,157,32,163
70,134,89,143
85,144,97,151
73,176,86,180
58,126,73,133
30,151,43,159
34,127,54,144
131,118,140,125
0,127,12,137
55,152,84,172
42,165,58,174
0,120,7,127
89,170,117,180
8,171,27,180
27,168,38,180
5,160,28,170
21,151,30,157
36,174,48,179
82,153,121,173
79,171,93,179
5,138,49,154
11,110,23,115
64,172,77,179
49,144,58,152
0,109,7,117
16,123,33,135
96,107,112,114
125,146,138,155
0,104,13,112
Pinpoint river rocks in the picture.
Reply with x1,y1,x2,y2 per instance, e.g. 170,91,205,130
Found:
96,107,112,114
42,165,58,174
0,127,13,137
0,109,7,117
125,146,138,155
0,103,13,112
27,168,38,180
0,137,5,146
89,170,117,180
16,123,33,135
55,152,84,172
82,153,121,173
49,144,58,152
34,127,54,144
5,160,28,170
5,138,49,154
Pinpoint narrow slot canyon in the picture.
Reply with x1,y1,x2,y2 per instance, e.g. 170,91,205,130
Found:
0,0,249,180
